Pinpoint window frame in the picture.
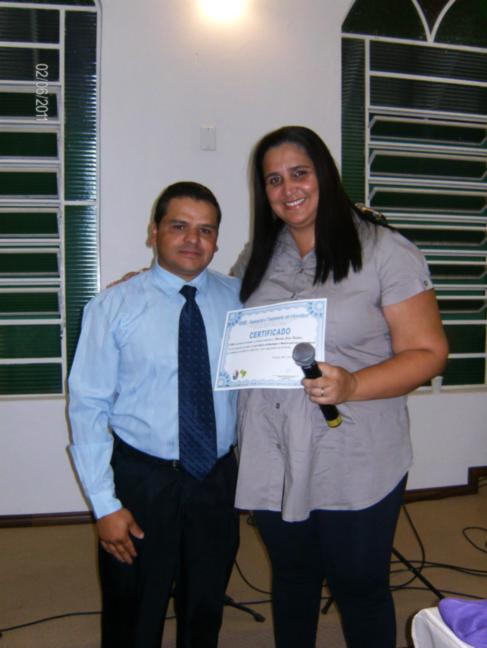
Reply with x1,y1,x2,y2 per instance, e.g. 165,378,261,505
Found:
0,0,100,398
342,0,487,389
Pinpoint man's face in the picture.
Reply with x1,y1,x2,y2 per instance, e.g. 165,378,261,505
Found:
150,197,219,281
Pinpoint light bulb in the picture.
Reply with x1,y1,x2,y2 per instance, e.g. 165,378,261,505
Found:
198,0,247,24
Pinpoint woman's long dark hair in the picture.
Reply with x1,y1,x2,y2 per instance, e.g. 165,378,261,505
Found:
240,126,368,302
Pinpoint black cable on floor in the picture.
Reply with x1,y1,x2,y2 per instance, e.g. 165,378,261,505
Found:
388,503,428,591
393,558,487,578
390,584,484,600
463,526,487,554
0,611,100,635
3,495,486,636
241,505,487,599
234,558,271,595
388,502,487,596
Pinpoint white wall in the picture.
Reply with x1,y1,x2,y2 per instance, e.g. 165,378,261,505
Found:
1,0,485,516
98,0,346,284
408,390,487,489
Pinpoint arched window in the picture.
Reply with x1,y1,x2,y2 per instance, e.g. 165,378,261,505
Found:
0,0,99,395
342,0,487,387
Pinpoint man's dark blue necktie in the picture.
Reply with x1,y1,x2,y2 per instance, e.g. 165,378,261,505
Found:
178,285,217,480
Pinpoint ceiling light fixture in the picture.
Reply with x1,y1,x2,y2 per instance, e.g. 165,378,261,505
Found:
198,0,248,24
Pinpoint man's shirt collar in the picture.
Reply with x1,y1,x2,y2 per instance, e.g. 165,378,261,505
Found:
150,261,209,296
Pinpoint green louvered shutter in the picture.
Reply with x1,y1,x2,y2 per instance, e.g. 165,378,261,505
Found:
343,0,487,387
0,1,99,396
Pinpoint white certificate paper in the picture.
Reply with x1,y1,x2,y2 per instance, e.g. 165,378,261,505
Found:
215,298,327,390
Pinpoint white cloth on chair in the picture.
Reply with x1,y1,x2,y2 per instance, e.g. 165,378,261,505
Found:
412,607,474,648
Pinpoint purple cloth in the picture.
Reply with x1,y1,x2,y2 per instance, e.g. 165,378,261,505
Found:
439,598,487,647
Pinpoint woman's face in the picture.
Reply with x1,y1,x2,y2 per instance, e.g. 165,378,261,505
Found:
262,142,319,235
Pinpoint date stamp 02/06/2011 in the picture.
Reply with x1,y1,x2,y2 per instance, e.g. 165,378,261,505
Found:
34,63,49,121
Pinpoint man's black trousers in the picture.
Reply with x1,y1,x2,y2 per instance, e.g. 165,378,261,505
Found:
99,436,239,648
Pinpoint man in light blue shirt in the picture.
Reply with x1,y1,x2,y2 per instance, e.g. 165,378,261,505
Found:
68,181,241,648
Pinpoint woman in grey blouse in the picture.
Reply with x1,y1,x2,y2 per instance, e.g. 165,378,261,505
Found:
232,126,448,648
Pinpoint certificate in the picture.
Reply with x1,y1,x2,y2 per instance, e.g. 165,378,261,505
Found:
215,298,326,390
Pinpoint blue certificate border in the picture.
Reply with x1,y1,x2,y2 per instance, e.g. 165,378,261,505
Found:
216,298,326,389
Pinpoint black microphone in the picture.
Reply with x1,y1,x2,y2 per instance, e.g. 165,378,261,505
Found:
292,342,342,428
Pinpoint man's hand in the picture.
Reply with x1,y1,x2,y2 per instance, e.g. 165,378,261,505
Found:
97,508,144,564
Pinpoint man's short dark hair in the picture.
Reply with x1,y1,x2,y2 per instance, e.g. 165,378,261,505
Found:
153,181,222,226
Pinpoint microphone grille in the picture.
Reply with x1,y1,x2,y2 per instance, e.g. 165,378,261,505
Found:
292,342,316,367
